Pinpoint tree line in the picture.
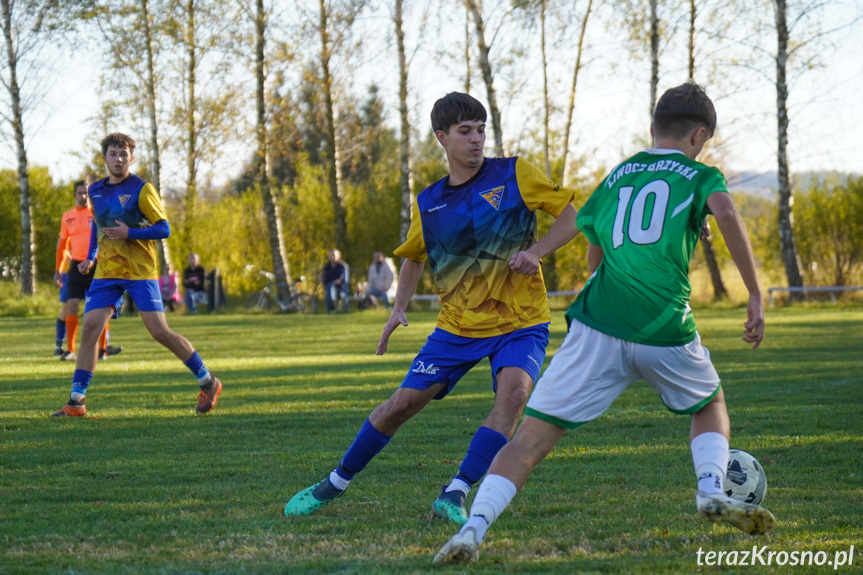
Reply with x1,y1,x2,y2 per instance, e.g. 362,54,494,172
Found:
1,0,861,301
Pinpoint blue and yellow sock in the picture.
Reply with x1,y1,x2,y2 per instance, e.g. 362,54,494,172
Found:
332,419,392,488
70,369,93,402
451,426,508,491
183,351,212,387
55,319,66,347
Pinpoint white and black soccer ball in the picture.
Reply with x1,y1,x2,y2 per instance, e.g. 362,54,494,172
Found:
724,449,767,505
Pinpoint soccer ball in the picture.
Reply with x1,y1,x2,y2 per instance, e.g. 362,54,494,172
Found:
724,449,767,505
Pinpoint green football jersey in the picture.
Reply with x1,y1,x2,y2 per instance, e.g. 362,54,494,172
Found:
567,148,728,346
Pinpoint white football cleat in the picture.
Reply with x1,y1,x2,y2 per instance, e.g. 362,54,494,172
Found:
696,491,776,535
433,526,481,565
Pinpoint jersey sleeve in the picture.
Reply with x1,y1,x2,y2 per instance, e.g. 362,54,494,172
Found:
695,167,729,221
138,183,169,224
575,179,607,247
514,157,574,217
56,218,70,270
393,197,427,262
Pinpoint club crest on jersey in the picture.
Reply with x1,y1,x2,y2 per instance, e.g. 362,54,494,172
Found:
118,194,131,207
479,185,504,210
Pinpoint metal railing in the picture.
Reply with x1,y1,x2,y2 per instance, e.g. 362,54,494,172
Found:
767,286,863,307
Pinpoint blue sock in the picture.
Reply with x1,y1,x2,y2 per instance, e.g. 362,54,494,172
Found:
56,319,66,346
456,426,509,485
71,369,93,398
336,419,392,481
183,351,211,385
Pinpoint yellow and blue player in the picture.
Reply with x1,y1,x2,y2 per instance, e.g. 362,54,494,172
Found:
52,133,222,417
284,92,580,523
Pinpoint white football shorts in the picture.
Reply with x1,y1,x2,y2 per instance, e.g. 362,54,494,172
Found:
524,319,721,428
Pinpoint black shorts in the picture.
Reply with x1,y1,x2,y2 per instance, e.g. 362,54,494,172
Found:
66,260,96,300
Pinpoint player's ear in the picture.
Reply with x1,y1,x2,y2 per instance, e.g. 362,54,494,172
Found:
434,129,447,147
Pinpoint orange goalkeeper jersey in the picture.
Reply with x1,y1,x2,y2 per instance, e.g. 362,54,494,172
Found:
56,205,94,271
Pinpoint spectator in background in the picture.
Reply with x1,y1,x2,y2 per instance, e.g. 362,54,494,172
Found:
320,249,346,314
159,264,182,312
183,253,207,314
363,251,395,309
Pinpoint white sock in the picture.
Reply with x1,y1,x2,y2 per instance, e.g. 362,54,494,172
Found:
328,470,350,491
462,474,517,543
446,478,470,496
691,432,729,495
70,392,85,402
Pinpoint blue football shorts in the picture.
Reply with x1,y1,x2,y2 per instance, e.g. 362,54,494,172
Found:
85,278,165,316
58,273,69,303
401,322,550,400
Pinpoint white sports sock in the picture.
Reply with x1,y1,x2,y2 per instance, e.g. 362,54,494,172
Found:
70,392,85,402
445,478,471,496
463,474,517,543
691,432,729,495
328,470,350,491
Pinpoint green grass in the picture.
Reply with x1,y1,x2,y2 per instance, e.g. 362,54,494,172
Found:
1,307,862,574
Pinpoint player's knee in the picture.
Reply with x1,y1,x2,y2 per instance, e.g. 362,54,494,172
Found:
497,382,531,410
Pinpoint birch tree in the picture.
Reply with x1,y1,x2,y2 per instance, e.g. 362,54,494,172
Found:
772,0,803,294
393,0,412,242
85,0,171,270
688,0,727,300
464,0,504,156
0,0,75,294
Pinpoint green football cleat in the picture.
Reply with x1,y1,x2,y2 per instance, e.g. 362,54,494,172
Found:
284,478,344,517
431,488,468,525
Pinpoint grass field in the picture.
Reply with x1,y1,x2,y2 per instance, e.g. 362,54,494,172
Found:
1,307,862,574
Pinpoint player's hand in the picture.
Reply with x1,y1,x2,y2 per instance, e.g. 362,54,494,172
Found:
743,294,765,349
104,220,130,239
508,250,541,275
377,309,408,355
78,259,94,275
53,270,63,287
700,220,711,241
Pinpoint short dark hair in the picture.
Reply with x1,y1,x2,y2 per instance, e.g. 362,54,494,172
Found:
100,132,136,157
652,81,716,139
430,92,487,133
73,180,87,192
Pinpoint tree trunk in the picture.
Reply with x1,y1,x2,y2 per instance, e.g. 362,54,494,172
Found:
560,0,592,187
463,4,471,93
319,0,348,249
540,0,550,177
1,0,34,295
688,0,727,300
773,0,803,297
649,0,659,113
140,0,170,272
465,0,503,157
184,0,198,255
254,0,291,299
395,0,412,244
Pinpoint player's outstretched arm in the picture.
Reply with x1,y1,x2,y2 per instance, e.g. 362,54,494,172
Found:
377,258,424,355
706,192,764,349
509,204,579,275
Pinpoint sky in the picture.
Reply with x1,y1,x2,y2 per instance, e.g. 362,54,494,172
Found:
2,1,861,190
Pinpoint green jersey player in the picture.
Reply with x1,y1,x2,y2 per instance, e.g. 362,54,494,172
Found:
435,81,776,565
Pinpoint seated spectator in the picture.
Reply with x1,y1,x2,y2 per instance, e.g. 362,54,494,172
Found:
320,249,346,314
159,265,182,312
183,253,207,314
363,251,395,309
